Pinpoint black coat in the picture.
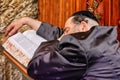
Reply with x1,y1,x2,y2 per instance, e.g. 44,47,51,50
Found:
27,22,120,80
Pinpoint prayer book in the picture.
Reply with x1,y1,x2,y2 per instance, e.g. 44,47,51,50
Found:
2,30,46,67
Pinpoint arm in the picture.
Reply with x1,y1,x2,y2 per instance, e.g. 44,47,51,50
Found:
27,35,88,80
5,17,63,40
5,17,41,36
36,22,63,40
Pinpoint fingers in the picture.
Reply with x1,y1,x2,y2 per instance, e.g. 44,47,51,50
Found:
4,17,27,36
5,22,21,36
6,27,18,36
5,24,14,36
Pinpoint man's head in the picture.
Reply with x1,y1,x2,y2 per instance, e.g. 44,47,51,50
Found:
63,10,99,35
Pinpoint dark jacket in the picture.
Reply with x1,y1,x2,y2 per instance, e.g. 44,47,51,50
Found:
27,22,120,80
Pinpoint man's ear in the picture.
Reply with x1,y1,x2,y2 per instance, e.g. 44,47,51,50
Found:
79,21,90,32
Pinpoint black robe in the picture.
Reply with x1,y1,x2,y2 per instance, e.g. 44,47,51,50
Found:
27,22,120,80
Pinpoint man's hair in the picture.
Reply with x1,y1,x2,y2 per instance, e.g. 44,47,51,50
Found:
71,10,98,22
71,10,99,28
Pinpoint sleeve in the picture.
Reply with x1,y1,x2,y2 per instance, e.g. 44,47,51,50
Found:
36,22,64,40
27,35,88,80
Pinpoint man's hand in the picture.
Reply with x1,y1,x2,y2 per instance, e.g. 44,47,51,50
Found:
5,17,42,36
5,18,25,36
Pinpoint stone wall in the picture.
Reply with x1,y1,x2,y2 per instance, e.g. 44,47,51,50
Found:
0,0,38,31
0,0,38,80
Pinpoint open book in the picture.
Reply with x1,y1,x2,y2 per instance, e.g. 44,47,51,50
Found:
2,30,46,67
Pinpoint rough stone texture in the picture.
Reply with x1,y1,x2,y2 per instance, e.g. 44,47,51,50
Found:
0,0,38,32
0,0,38,80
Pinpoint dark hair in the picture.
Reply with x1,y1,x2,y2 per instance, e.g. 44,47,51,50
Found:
72,15,86,24
71,10,98,22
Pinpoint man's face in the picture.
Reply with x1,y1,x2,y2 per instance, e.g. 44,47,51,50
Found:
64,16,78,35
58,16,90,41
64,16,91,35
58,17,76,41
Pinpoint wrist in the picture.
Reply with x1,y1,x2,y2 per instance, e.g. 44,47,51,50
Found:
20,17,42,31
21,17,31,25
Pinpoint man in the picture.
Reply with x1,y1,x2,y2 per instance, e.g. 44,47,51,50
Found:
5,11,120,80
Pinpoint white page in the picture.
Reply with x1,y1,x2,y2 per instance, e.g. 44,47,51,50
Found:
3,39,31,67
6,32,38,59
23,30,46,46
